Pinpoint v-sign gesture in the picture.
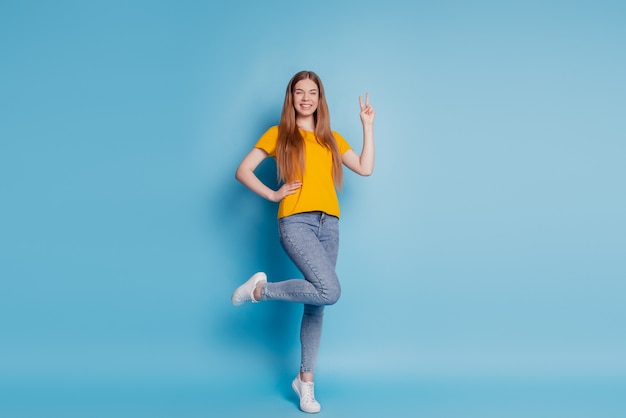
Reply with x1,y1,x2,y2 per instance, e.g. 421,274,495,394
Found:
342,92,376,176
359,92,376,126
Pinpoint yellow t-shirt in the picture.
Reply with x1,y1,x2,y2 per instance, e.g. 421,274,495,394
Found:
254,126,352,219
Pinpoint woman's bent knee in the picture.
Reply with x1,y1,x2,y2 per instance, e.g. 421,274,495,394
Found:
323,286,341,305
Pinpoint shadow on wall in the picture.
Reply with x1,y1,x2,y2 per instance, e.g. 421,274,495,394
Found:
210,119,302,386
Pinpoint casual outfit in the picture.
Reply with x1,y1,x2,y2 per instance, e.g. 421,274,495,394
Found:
254,125,351,219
232,125,351,413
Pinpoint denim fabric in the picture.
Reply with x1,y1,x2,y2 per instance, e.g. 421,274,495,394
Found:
261,211,341,372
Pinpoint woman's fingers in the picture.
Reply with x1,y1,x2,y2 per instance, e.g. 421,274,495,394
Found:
282,181,302,197
359,93,372,113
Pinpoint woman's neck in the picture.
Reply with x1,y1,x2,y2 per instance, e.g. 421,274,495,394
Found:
296,115,315,132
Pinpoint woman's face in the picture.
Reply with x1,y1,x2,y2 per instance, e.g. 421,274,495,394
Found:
292,78,319,117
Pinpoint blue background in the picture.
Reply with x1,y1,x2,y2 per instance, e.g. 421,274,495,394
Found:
1,0,625,416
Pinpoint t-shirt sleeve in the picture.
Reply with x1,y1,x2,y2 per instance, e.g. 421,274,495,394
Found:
333,131,352,155
254,126,279,156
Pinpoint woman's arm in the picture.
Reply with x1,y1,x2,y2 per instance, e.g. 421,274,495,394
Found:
342,93,375,176
235,147,302,202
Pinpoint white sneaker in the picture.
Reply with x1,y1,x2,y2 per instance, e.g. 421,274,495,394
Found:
231,272,267,306
292,375,321,413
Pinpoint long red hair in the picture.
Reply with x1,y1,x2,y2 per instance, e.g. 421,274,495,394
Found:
276,71,343,189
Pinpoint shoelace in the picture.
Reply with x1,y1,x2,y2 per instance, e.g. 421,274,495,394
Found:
301,382,316,403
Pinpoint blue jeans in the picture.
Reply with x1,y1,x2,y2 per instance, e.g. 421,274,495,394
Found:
261,211,341,373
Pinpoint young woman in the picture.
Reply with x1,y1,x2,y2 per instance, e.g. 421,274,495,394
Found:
232,70,375,413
